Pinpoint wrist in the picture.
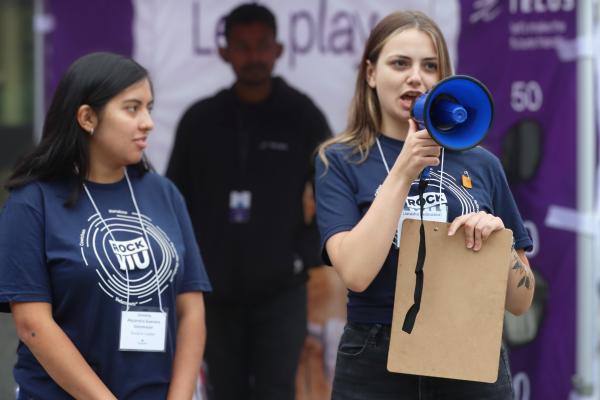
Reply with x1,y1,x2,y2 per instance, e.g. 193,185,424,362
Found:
388,169,413,189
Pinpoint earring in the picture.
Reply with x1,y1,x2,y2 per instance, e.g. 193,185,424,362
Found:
90,128,94,136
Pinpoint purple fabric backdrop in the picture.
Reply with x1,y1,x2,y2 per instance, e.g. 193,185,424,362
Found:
458,2,576,399
46,0,134,102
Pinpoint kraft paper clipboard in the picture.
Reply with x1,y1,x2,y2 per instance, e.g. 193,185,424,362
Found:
387,219,513,383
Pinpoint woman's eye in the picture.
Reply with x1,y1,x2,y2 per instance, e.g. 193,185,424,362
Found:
393,59,409,68
424,62,438,71
126,105,138,113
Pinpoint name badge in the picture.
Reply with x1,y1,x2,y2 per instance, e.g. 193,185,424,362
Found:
119,308,167,352
229,190,252,223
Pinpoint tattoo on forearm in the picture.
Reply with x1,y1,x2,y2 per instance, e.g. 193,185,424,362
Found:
511,249,532,289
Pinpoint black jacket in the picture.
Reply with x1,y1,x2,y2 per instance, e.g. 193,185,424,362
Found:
167,77,331,303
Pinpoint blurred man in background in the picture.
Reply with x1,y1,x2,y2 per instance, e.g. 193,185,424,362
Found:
167,3,331,399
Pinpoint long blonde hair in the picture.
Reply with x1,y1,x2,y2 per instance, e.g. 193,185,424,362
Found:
317,11,452,166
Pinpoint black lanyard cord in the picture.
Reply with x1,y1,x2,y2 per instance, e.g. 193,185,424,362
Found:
402,176,428,334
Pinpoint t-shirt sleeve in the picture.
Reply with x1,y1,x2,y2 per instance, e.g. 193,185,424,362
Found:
490,156,533,252
314,148,360,265
0,186,52,312
170,183,212,294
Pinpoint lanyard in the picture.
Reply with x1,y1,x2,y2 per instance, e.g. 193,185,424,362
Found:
375,137,446,240
375,137,445,334
234,105,250,185
375,137,445,196
82,168,164,312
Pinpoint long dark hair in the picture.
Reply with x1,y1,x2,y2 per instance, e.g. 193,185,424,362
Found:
6,52,151,206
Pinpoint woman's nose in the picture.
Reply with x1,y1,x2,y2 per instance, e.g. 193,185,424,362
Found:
407,66,424,86
141,109,154,131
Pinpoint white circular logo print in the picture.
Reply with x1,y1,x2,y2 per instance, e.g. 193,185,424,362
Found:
80,210,179,306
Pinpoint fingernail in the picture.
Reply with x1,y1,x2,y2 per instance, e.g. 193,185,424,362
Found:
466,241,473,249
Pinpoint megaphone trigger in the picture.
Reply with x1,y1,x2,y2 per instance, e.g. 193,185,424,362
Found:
411,75,494,151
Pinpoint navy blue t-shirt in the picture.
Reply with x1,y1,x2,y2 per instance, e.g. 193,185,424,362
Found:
315,135,532,324
0,170,211,399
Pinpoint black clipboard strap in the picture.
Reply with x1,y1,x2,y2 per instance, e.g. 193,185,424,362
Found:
402,176,428,334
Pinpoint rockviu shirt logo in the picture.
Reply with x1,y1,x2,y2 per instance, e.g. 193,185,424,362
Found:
79,209,179,307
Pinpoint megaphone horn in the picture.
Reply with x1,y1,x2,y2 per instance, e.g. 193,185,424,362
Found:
411,75,494,151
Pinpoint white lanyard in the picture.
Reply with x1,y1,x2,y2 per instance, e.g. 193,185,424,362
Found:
375,137,445,196
375,137,446,245
82,168,164,312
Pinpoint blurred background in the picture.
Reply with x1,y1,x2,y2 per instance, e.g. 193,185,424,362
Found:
1,1,599,399
0,1,33,398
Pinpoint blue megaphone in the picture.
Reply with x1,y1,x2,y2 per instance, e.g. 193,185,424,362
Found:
411,75,494,151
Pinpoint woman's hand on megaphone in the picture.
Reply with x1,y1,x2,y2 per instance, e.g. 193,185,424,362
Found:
391,119,441,181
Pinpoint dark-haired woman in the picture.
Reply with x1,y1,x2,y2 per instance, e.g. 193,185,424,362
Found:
0,52,211,399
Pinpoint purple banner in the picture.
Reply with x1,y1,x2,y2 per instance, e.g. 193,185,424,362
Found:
458,1,576,399
46,0,134,102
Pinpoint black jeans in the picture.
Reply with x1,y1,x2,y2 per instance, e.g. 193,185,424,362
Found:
204,284,307,400
332,322,513,400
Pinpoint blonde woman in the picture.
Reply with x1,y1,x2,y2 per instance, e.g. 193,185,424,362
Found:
315,11,534,400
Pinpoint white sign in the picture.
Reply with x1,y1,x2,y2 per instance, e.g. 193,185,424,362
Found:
133,0,461,172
